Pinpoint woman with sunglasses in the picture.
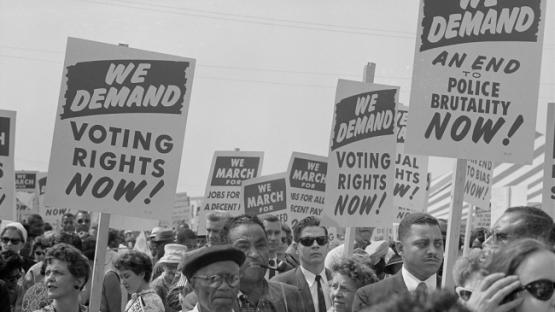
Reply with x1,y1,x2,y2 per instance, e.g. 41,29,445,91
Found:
471,238,555,312
114,250,164,312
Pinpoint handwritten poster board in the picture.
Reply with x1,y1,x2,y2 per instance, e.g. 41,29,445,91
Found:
463,159,493,209
406,0,547,164
46,37,195,219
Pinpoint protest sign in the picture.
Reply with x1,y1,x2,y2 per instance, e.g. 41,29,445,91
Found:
0,110,16,220
16,171,39,220
242,173,289,224
325,79,398,228
463,159,493,209
405,0,547,164
472,207,491,229
543,103,555,217
197,151,263,234
394,104,429,211
45,37,195,220
286,152,338,228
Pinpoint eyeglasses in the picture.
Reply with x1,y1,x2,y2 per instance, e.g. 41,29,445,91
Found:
520,279,555,301
1,237,22,245
192,273,240,288
298,236,328,247
77,219,90,224
455,286,472,301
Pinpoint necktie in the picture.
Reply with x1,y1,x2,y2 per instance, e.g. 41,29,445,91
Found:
268,259,277,278
315,275,327,312
416,282,428,295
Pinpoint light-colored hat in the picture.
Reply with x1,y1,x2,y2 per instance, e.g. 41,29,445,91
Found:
1,222,28,243
365,240,390,263
158,243,187,264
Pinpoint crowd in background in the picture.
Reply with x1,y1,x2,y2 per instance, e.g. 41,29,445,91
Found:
0,205,554,312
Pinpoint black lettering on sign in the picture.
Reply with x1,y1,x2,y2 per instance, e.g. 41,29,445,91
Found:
0,117,10,156
62,60,191,119
420,0,542,52
289,157,327,191
243,179,287,216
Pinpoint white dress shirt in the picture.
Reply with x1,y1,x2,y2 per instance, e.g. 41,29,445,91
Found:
300,266,331,312
401,265,437,291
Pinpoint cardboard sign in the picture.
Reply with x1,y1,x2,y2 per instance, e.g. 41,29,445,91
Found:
406,0,547,164
15,171,39,220
242,173,289,224
325,79,398,227
0,110,16,220
463,160,493,209
46,38,195,219
543,103,555,217
472,207,491,229
286,152,338,228
394,104,429,211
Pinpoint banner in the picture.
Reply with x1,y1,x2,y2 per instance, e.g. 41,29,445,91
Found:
0,110,16,220
286,152,338,228
325,79,398,227
405,0,547,164
463,159,493,209
394,104,429,211
543,103,555,217
198,151,263,234
242,173,289,224
45,38,195,220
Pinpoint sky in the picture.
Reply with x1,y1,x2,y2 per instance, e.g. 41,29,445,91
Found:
1,0,554,197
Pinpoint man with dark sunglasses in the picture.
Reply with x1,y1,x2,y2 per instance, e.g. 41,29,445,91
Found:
272,216,332,312
75,211,92,236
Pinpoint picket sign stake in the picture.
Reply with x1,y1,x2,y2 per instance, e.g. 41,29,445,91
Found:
87,42,130,312
442,159,467,289
343,62,375,257
462,205,475,257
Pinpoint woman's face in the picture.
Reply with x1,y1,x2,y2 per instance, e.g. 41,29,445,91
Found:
330,273,358,312
45,259,83,300
34,246,46,262
1,228,24,254
118,269,145,294
515,250,555,312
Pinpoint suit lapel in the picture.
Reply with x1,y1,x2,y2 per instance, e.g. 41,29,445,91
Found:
296,268,315,312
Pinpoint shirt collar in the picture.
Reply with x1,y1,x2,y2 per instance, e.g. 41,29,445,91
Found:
300,266,327,287
401,265,437,291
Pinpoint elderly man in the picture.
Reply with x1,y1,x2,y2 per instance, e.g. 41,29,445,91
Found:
184,245,245,312
181,215,306,312
352,212,444,311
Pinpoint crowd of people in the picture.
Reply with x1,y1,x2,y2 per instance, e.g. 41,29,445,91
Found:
0,205,554,312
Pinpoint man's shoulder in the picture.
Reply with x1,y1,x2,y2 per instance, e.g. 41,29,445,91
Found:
268,280,299,293
271,267,298,283
357,274,403,294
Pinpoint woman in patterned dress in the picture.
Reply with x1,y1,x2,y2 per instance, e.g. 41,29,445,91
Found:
32,243,90,312
114,250,165,312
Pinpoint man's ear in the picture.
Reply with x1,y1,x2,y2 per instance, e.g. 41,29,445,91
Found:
395,241,404,257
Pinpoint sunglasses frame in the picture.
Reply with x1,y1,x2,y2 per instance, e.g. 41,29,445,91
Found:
1,237,22,245
521,279,555,301
298,236,328,247
455,286,472,301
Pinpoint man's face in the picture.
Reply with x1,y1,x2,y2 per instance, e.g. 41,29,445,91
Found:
398,224,443,281
206,220,226,246
297,226,329,269
28,217,44,237
263,220,282,256
62,215,75,232
75,212,91,233
193,260,240,312
228,224,269,283
483,212,525,252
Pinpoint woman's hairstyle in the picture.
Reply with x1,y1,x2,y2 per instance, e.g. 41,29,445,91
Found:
452,249,487,287
331,253,378,289
32,235,54,251
44,243,90,290
482,238,554,276
114,250,153,282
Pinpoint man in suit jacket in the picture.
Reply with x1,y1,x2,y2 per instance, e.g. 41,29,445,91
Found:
352,212,444,312
272,216,332,312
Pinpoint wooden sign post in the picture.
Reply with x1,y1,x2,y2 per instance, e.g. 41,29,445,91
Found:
344,62,375,257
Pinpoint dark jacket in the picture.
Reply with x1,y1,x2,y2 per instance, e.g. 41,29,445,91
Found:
271,267,332,312
352,271,408,312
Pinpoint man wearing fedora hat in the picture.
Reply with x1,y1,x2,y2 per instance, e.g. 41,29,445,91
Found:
184,245,245,312
151,243,187,308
